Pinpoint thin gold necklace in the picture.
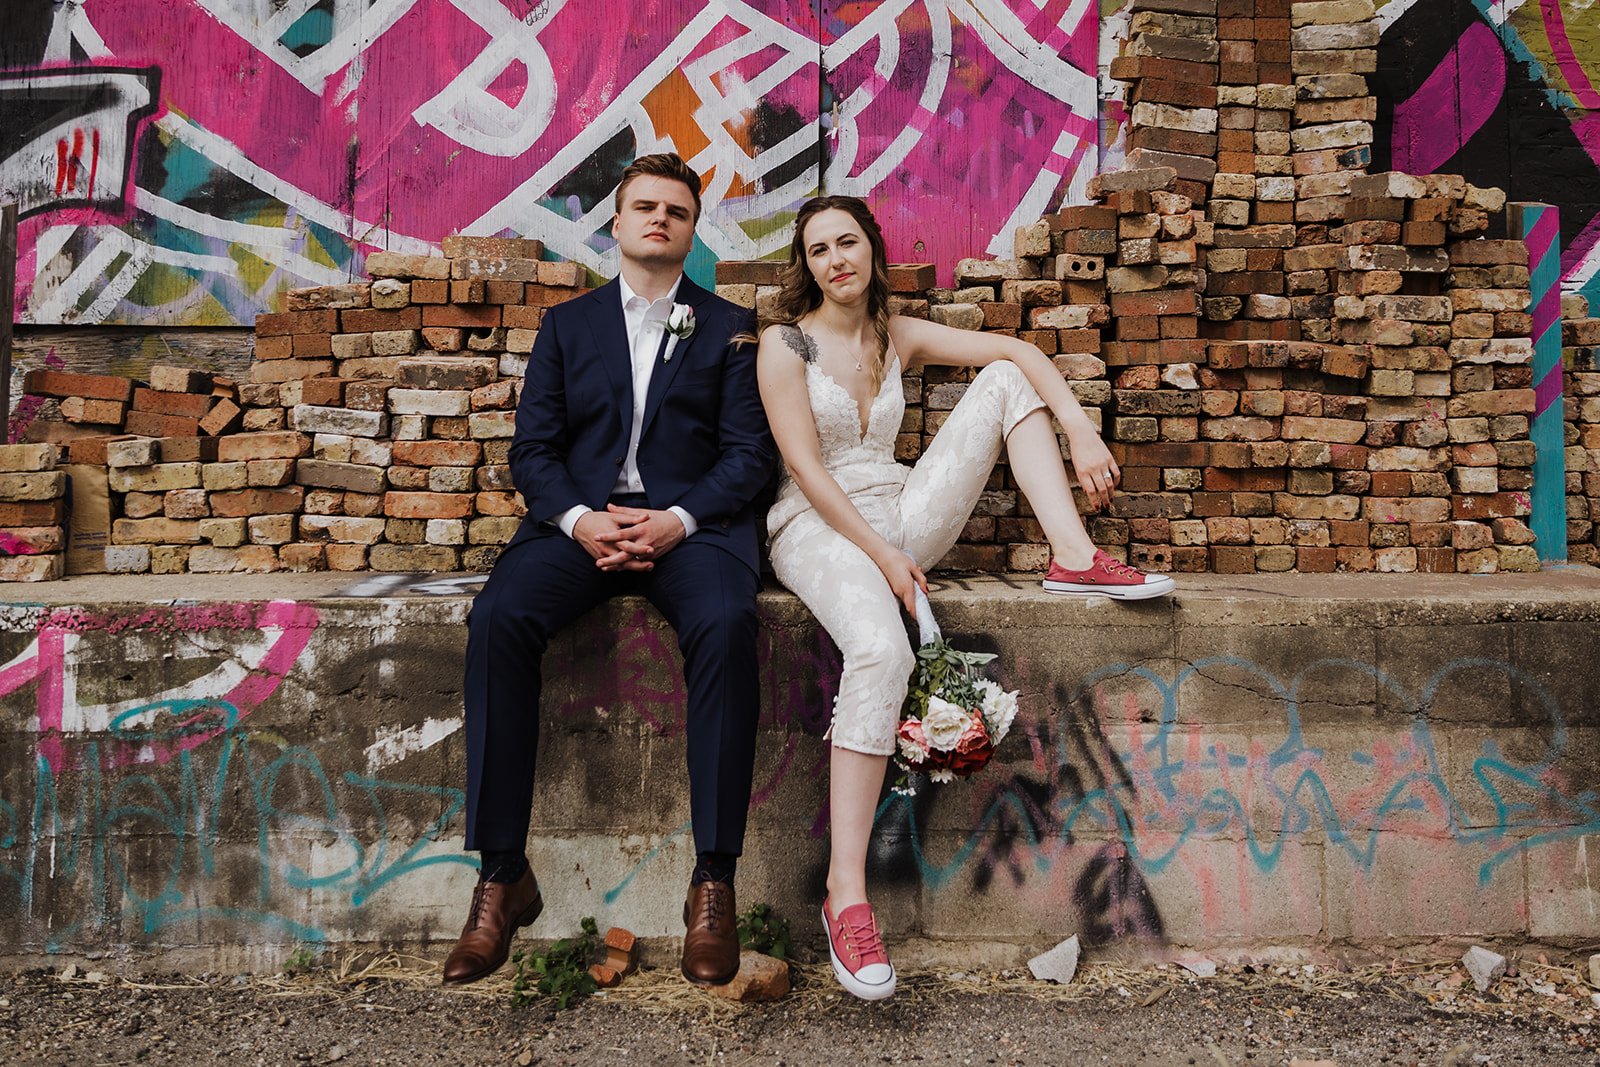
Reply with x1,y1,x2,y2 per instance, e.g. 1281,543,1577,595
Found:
817,326,867,372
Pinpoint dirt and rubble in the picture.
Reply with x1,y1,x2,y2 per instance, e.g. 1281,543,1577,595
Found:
5,952,1596,1067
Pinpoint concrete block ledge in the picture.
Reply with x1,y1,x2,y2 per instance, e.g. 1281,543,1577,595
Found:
2,569,1598,971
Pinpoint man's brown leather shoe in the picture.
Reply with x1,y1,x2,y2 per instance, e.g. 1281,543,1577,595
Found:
442,867,542,985
681,880,740,985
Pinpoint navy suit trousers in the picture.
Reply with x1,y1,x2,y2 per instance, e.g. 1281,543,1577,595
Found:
462,531,760,858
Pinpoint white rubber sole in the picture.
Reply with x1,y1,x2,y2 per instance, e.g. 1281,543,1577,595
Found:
1042,574,1176,600
823,907,897,1001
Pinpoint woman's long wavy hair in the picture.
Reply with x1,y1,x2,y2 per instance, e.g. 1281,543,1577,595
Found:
757,195,894,391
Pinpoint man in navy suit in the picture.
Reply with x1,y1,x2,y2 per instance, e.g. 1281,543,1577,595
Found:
443,154,776,987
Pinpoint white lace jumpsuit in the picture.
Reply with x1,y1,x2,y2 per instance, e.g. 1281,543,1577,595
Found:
766,331,1046,755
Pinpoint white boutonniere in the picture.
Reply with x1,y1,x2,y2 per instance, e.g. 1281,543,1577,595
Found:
663,303,695,361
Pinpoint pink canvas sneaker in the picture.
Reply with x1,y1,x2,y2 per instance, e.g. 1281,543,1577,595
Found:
1043,549,1175,600
822,898,896,1001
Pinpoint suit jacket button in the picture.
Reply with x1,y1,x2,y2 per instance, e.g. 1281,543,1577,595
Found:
615,457,624,466
720,519,729,529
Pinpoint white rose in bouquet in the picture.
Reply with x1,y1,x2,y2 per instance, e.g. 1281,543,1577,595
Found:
921,695,973,752
975,679,1018,743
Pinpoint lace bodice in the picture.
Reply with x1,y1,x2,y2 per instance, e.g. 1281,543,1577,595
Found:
803,355,903,466
765,328,910,541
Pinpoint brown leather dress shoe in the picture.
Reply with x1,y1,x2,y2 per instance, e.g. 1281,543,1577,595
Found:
681,880,740,985
441,867,542,985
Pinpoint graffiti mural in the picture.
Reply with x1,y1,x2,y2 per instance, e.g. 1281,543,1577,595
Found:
2,0,1099,327
1372,0,1600,307
0,65,158,218
903,655,1598,877
0,601,473,947
2,593,1597,952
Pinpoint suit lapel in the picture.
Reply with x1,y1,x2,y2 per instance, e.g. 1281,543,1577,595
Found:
640,277,711,438
583,279,633,431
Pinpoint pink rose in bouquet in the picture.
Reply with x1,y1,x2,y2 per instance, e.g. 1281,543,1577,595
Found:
895,718,932,766
954,717,989,754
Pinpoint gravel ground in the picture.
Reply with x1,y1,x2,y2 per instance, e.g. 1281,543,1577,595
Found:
5,956,1596,1067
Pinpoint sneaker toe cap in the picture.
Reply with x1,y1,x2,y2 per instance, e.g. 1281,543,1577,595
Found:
853,962,895,986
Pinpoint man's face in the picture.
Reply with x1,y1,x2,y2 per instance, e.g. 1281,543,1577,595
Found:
611,175,697,270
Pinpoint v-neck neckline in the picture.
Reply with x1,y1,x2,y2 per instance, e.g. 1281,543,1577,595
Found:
793,325,897,443
808,354,898,444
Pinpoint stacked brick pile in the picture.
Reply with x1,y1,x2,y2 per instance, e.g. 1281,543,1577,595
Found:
1438,231,1539,576
1566,295,1600,565
1108,0,1222,201
23,369,131,432
4,4,1576,578
1288,0,1376,178
12,237,585,576
23,366,242,438
101,433,304,574
719,161,1540,573
0,444,67,581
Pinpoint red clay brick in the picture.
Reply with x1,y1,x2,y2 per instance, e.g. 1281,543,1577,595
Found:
217,432,311,462
421,305,502,329
1110,290,1199,317
1295,547,1338,572
292,333,334,358
889,264,936,292
199,400,244,437
410,279,450,303
0,500,66,525
1128,126,1219,158
341,307,422,333
1209,545,1256,573
1132,78,1219,109
384,491,474,519
254,335,295,360
503,305,544,330
1108,56,1218,86
132,388,215,418
715,260,784,286
23,370,133,402
1416,547,1456,573
124,411,201,438
392,441,483,467
209,487,306,518
523,285,573,308
256,310,337,336
538,262,587,287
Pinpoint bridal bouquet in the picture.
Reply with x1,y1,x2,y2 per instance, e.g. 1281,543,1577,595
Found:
892,585,1019,794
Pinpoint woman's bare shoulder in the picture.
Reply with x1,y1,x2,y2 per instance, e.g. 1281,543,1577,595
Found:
761,322,818,363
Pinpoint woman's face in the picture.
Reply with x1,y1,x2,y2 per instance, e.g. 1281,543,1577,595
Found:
801,208,874,307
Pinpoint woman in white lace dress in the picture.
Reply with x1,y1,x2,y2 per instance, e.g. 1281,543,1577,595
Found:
756,196,1174,1001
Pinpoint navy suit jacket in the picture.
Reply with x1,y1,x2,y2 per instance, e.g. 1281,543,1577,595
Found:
506,276,776,574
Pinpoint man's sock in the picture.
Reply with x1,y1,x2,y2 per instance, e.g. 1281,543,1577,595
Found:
479,850,528,884
691,851,737,886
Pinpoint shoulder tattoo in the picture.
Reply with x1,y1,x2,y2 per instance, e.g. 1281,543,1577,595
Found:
782,325,819,364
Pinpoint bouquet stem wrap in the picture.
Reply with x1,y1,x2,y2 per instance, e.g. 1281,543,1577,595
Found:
912,583,940,648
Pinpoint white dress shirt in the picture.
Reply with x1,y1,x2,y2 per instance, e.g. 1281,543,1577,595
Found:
553,273,697,539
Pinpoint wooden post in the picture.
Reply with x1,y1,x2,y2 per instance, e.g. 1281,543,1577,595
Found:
0,203,15,444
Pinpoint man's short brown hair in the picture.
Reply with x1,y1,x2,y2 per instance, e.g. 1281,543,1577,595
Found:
614,152,703,222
